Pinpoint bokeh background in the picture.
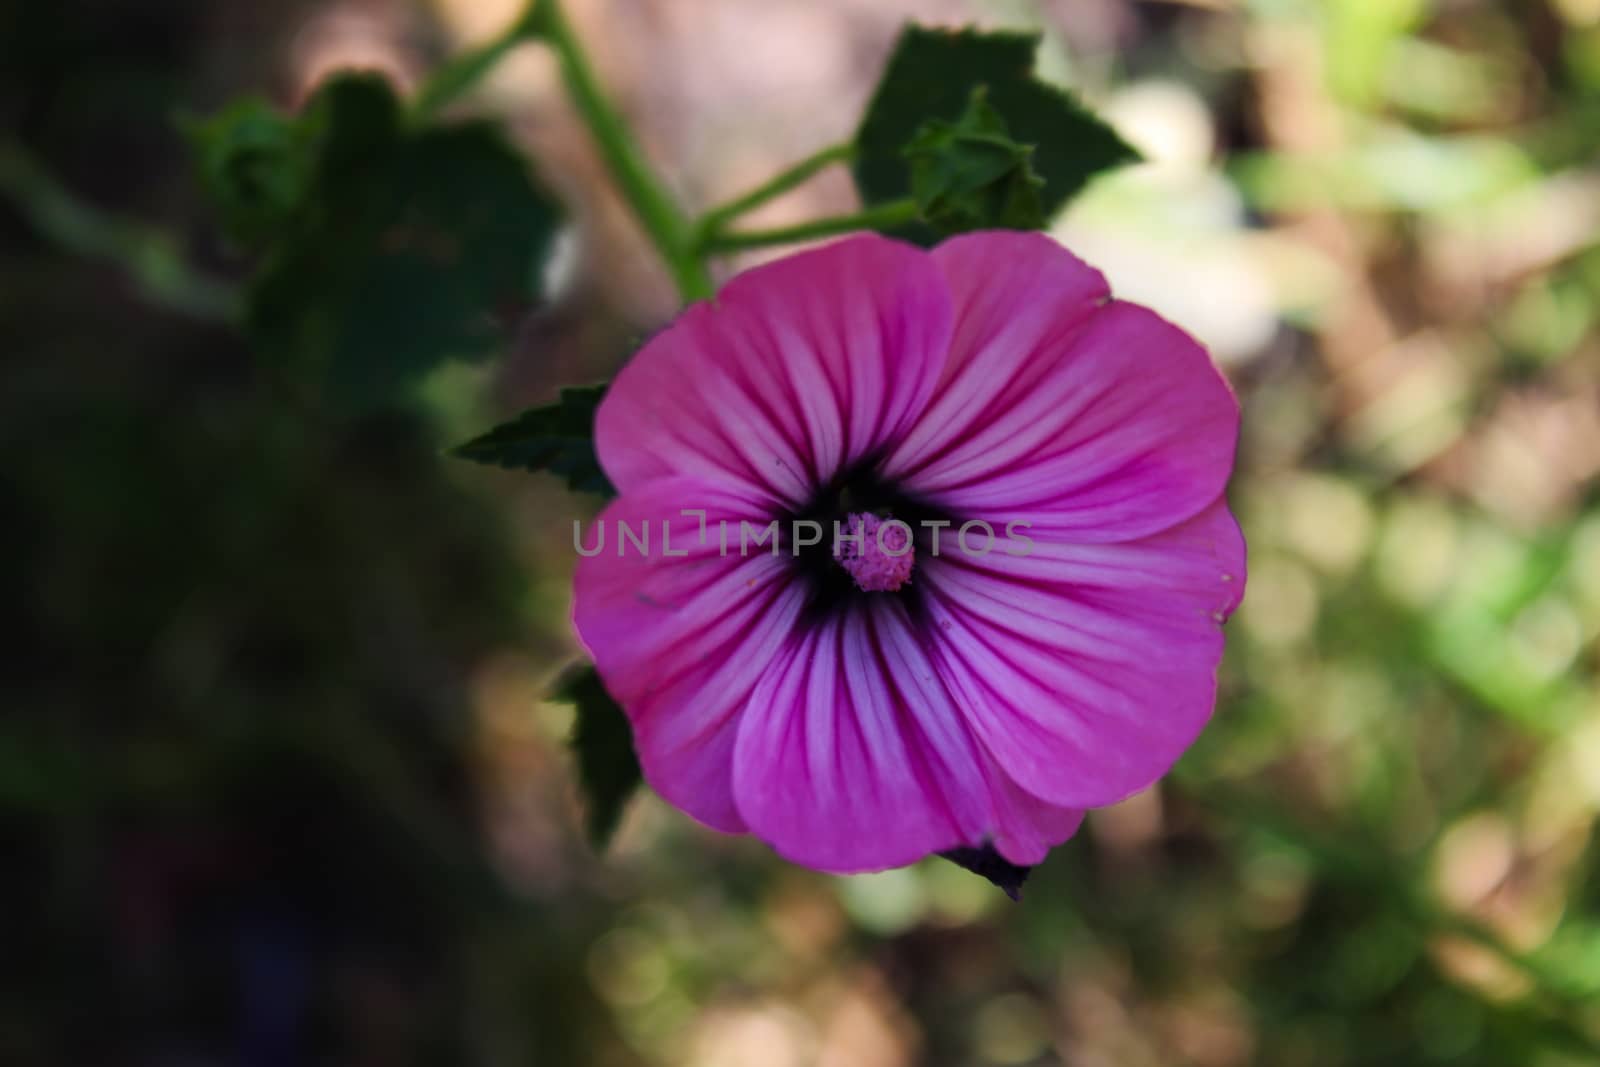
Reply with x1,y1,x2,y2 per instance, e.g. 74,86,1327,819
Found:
6,0,1600,1064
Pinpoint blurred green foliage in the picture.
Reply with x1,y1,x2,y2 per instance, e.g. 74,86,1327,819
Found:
215,73,562,410
184,97,315,247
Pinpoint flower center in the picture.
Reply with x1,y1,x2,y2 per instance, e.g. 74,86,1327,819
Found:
834,511,915,593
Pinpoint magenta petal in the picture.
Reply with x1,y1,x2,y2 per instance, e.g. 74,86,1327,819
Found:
732,598,1085,873
596,234,953,508
986,771,1085,867
572,477,806,833
887,235,1238,541
573,230,1246,873
879,231,1108,485
919,499,1245,810
730,610,965,872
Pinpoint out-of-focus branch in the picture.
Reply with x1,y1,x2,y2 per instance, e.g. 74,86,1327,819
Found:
0,141,238,322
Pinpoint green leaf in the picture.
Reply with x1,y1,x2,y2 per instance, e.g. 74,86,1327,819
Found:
234,73,563,411
904,86,1046,233
450,384,613,496
854,25,1138,242
183,97,314,247
553,663,642,849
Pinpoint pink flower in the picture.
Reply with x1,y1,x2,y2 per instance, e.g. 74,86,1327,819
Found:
573,232,1245,873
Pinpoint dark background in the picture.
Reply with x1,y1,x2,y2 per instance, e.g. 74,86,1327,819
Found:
5,1,1600,1064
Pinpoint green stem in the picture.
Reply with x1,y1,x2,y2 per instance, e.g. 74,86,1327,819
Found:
692,142,855,247
411,4,543,120
698,198,919,255
537,0,713,302
0,141,238,322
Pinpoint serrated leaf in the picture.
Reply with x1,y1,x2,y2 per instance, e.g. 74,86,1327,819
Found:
939,844,1032,900
237,72,563,411
553,663,641,849
855,25,1138,242
451,384,613,496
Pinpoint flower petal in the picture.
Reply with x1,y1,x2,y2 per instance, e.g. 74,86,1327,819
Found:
597,234,953,508
986,773,1086,867
885,232,1238,540
572,477,805,832
918,498,1245,809
732,597,1085,872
